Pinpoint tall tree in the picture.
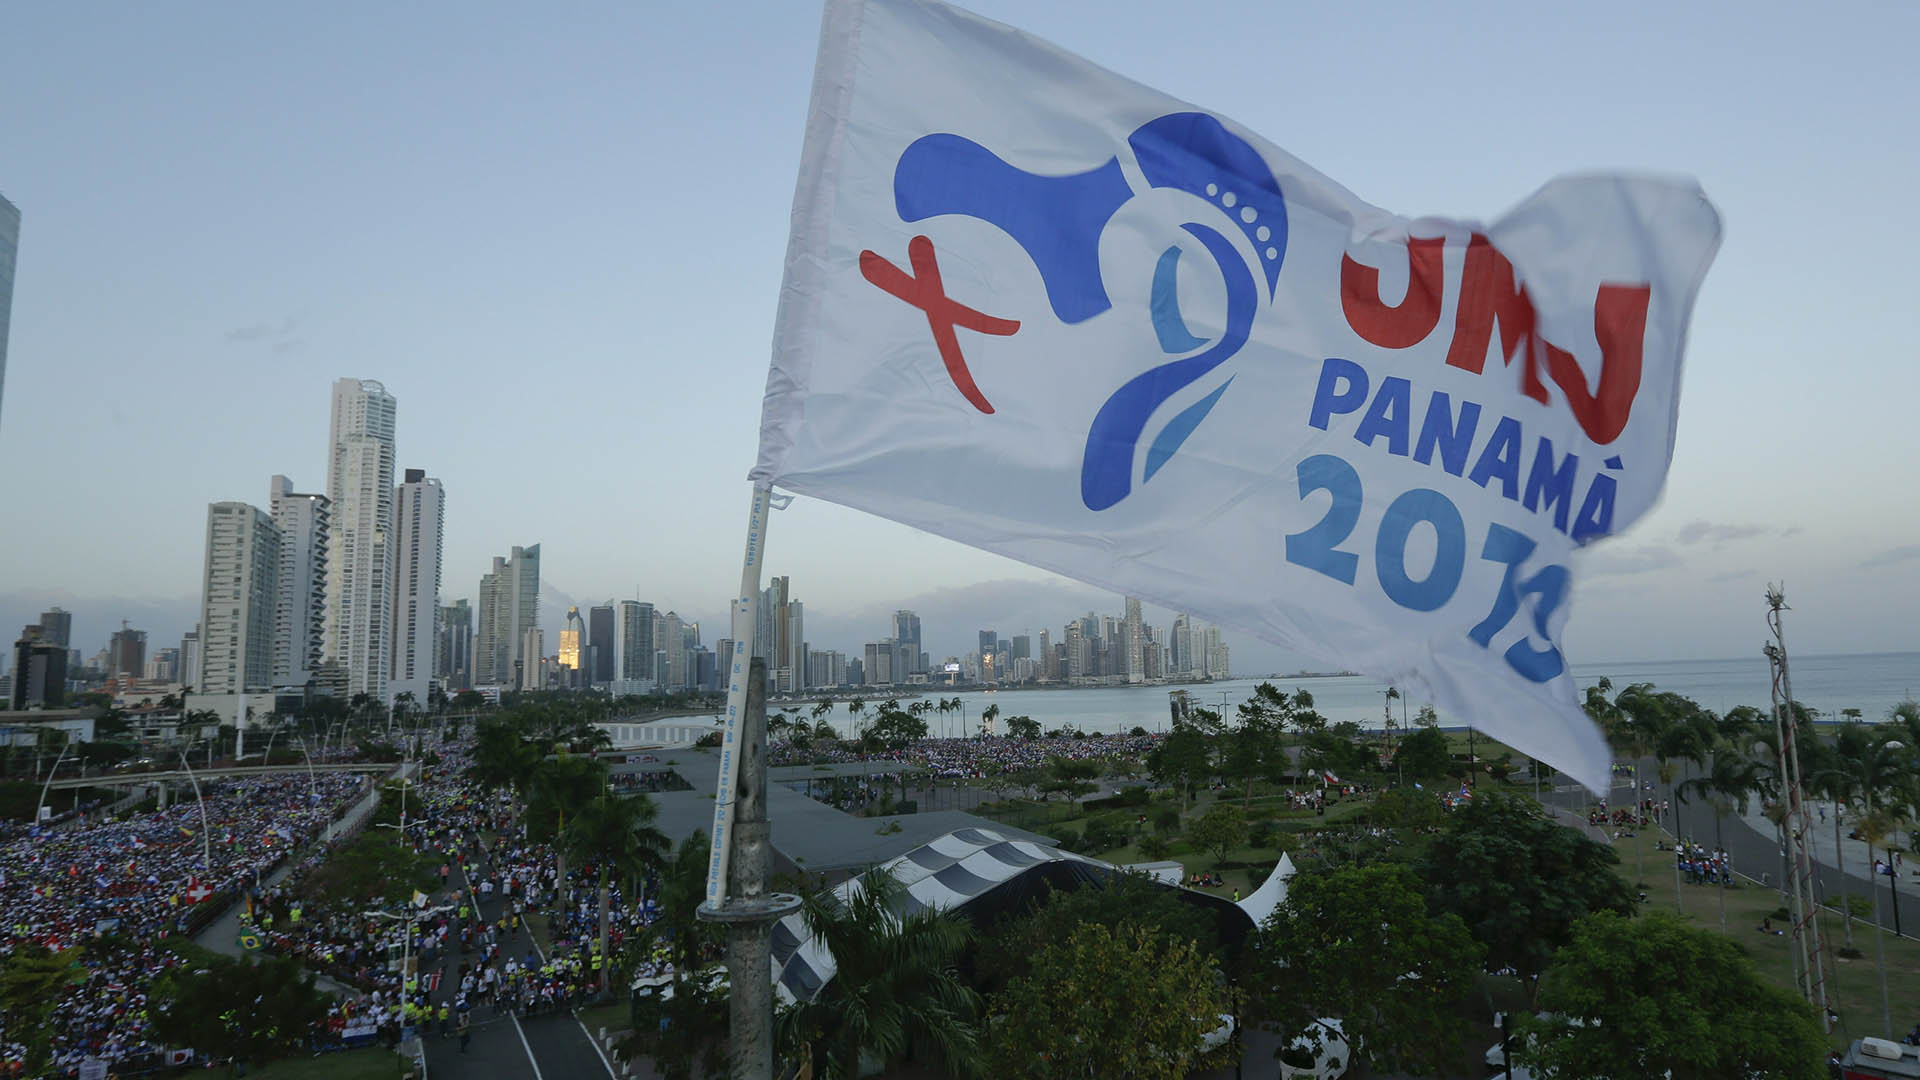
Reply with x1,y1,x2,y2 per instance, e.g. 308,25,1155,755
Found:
776,869,981,1079
1146,723,1213,810
561,791,669,993
1676,745,1767,933
1257,862,1482,1076
987,923,1235,1080
150,953,332,1069
0,946,81,1075
625,830,730,1079
1418,793,1632,1002
1187,803,1249,867
1520,910,1825,1079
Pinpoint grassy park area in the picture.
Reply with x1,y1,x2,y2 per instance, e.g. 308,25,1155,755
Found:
1612,825,1920,1047
248,1047,410,1080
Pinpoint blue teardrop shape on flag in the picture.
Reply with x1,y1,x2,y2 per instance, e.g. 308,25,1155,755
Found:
1149,246,1209,354
1145,378,1233,482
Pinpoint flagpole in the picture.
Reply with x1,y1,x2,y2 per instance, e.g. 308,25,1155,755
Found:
698,486,802,1080
704,483,772,910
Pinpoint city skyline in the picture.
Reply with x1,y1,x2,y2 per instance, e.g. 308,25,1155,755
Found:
2,3,1917,677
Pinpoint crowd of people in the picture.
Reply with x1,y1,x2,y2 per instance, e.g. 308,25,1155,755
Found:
1,770,366,1075
770,731,1162,779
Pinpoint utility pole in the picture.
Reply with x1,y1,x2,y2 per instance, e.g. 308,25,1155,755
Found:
699,659,800,1079
1765,585,1829,1031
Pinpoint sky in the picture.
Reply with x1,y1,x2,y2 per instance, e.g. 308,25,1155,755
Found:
1,1,1916,674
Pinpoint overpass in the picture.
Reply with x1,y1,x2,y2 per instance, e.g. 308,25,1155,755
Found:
43,761,398,791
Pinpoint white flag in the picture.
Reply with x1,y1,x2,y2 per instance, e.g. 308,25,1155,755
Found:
754,0,1721,793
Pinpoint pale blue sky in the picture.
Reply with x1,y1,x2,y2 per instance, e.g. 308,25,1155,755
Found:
2,1,1916,672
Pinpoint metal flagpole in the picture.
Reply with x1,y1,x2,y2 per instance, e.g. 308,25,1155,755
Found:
698,485,801,1080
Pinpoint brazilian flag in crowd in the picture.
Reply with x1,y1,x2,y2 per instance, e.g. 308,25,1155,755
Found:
236,931,262,952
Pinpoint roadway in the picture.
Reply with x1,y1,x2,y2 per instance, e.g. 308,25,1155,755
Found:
44,761,394,790
412,834,618,1080
1554,760,1920,942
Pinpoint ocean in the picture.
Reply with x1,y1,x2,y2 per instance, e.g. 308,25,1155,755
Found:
881,652,1920,738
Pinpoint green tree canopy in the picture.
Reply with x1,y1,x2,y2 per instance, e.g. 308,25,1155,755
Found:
0,945,83,1074
1187,803,1249,867
1520,910,1826,1079
1416,793,1631,995
1256,862,1482,1077
625,829,730,1080
986,922,1235,1080
776,869,981,1080
1004,714,1041,740
1391,726,1452,781
150,953,332,1068
1146,725,1213,808
525,753,609,842
975,871,1223,995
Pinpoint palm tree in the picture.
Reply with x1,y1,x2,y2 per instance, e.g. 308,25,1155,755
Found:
469,723,541,794
777,869,982,1078
980,703,1000,739
845,698,865,739
1859,805,1898,1039
560,792,669,996
1677,744,1766,933
1588,679,1649,886
1812,722,1879,951
529,754,609,885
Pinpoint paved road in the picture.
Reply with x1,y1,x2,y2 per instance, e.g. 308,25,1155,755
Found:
414,836,617,1080
1554,760,1920,941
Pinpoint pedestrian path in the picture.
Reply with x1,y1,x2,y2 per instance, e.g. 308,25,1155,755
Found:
1734,797,1917,887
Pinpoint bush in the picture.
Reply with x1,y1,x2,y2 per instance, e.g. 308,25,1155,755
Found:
1115,785,1151,807
1139,834,1173,861
1151,807,1182,835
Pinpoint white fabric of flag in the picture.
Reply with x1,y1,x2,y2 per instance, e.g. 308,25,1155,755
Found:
753,0,1721,793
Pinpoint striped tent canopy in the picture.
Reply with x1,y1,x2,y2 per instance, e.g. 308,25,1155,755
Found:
771,827,1254,1003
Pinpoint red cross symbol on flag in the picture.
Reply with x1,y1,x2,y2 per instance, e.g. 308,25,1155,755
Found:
184,879,212,904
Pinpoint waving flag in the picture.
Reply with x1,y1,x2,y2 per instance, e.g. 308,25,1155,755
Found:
752,0,1719,792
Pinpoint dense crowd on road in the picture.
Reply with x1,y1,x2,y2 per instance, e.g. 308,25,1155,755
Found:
1,771,365,1075
769,731,1163,778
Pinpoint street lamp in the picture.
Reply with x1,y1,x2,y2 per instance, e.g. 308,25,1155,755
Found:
34,731,74,830
177,749,213,871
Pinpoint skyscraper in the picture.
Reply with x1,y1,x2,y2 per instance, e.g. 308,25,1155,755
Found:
389,469,444,705
0,195,18,425
198,502,283,694
475,544,539,688
656,610,687,688
1123,597,1144,684
269,475,330,688
785,599,805,691
616,600,655,684
108,623,147,679
520,628,545,691
324,378,397,701
588,604,615,684
559,606,585,682
178,627,201,692
437,600,472,690
10,625,65,709
36,608,71,652
892,610,923,675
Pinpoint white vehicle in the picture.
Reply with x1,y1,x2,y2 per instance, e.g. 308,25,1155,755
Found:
1279,1018,1349,1080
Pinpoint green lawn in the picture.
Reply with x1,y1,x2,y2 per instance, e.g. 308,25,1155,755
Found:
1603,827,1919,1048
576,1000,629,1039
249,1047,410,1080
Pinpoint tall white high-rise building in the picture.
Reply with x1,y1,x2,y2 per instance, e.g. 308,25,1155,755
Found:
1123,597,1144,683
389,468,444,706
475,544,539,687
520,627,546,691
198,502,283,695
269,475,330,688
0,194,17,425
785,599,805,691
616,600,655,683
324,378,397,701
655,610,687,689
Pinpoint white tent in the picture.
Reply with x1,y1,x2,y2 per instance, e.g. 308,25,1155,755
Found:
1236,852,1296,927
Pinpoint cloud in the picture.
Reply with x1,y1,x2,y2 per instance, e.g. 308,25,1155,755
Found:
1575,545,1685,580
1861,544,1920,570
223,316,303,354
1707,568,1753,584
1675,520,1769,547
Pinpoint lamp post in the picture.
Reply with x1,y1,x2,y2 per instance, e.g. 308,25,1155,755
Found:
177,749,213,871
35,732,74,829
